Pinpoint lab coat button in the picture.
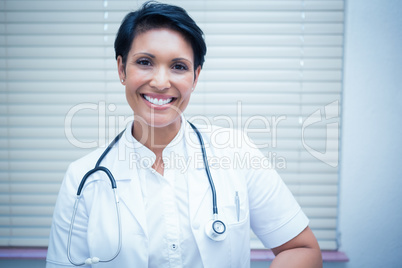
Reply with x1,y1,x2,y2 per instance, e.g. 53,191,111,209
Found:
193,222,200,230
171,244,178,251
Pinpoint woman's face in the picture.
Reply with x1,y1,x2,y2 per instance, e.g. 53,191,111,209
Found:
118,28,201,129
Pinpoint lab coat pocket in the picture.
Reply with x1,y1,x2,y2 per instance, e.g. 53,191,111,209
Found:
221,190,249,226
221,191,250,267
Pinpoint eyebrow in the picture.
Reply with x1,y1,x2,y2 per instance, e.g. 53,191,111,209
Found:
133,52,155,58
172,57,192,64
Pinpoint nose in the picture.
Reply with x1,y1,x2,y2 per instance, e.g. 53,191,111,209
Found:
149,67,171,90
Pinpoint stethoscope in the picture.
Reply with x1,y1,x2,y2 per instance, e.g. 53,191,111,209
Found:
67,121,227,266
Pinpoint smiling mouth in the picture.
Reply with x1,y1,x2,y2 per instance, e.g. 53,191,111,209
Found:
142,94,175,106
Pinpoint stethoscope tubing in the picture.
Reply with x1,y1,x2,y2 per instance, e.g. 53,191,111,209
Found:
187,121,219,215
67,188,122,266
67,130,124,265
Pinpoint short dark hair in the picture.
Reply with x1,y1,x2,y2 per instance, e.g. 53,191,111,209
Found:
114,1,206,70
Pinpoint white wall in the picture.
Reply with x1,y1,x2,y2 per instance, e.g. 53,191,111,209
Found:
338,0,402,267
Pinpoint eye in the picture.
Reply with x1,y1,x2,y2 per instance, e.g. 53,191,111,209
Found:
136,58,152,66
172,63,188,71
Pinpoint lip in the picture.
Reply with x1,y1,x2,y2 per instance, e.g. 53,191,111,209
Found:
141,93,177,110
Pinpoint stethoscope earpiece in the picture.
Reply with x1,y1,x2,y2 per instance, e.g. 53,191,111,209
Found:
85,257,100,265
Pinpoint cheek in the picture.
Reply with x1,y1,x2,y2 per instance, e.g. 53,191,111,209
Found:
125,88,137,111
126,67,150,85
125,85,139,104
125,75,148,102
178,89,193,112
178,86,193,104
175,74,195,95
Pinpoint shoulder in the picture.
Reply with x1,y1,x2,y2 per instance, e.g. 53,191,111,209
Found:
56,148,104,193
67,129,128,176
67,147,104,175
187,123,254,154
186,123,271,175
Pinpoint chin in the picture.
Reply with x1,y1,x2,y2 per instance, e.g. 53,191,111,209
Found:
137,113,182,129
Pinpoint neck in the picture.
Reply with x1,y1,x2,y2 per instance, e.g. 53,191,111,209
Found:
132,117,182,155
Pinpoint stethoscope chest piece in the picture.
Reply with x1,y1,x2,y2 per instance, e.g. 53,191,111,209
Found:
205,217,227,241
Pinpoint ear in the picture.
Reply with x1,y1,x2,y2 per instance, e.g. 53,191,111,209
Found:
192,66,202,91
117,55,126,84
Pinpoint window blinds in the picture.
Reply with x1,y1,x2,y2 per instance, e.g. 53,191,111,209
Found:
0,0,343,250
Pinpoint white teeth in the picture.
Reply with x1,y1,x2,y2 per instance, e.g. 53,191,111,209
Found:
144,95,173,106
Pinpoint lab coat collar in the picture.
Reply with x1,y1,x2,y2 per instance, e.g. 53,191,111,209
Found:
125,115,187,165
105,125,149,237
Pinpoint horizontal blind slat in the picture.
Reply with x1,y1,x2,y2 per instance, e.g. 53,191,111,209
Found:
0,205,54,216
0,227,50,237
3,1,344,12
0,194,57,205
2,92,341,105
2,34,344,46
2,46,343,58
0,238,49,247
3,22,344,35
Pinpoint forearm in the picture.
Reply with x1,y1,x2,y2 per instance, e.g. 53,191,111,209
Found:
270,247,322,268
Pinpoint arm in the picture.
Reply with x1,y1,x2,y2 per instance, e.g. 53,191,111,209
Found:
240,132,322,267
270,226,322,268
46,164,90,267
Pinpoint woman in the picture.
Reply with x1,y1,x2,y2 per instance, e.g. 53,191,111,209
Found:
46,2,322,267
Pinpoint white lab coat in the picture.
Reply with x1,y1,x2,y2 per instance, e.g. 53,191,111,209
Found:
46,122,308,268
